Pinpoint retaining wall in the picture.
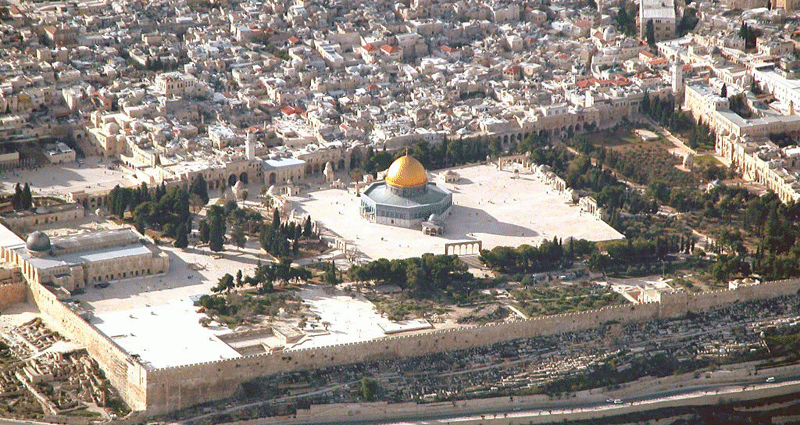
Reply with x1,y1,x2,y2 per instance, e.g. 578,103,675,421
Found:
24,275,800,417
0,281,26,309
144,279,800,416
147,301,663,414
27,281,148,411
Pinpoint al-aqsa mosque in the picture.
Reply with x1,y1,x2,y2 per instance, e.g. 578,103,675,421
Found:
360,154,452,230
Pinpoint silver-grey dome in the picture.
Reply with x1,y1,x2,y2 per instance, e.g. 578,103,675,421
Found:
26,231,51,252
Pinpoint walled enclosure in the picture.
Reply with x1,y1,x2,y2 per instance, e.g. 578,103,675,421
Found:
142,280,800,416
14,277,800,416
27,281,148,411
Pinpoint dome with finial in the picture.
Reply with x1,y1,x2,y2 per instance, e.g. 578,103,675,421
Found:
26,231,51,253
385,155,427,188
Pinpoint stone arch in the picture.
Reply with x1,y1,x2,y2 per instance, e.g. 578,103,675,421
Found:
228,174,237,186
239,172,249,184
306,164,313,175
313,164,320,174
444,240,483,256
575,123,581,132
503,134,509,144
268,173,277,185
337,159,345,170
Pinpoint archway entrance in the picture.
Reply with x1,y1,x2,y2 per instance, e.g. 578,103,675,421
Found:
444,240,483,255
228,174,237,186
239,172,248,184
268,173,277,185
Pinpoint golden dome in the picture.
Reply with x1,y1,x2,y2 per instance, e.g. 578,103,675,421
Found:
385,155,428,188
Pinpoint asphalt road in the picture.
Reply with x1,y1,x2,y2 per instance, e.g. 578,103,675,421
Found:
292,375,800,425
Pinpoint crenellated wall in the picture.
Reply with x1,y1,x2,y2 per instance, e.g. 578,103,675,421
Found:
22,276,800,417
143,279,800,416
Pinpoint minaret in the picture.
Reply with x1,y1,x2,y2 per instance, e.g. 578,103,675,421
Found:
245,132,255,160
670,61,683,97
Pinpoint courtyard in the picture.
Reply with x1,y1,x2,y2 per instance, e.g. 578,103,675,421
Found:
22,162,625,370
0,156,138,199
291,163,624,261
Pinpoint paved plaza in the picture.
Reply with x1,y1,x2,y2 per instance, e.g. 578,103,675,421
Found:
70,243,431,367
72,244,263,368
31,162,625,369
0,156,139,198
293,285,431,350
291,164,624,261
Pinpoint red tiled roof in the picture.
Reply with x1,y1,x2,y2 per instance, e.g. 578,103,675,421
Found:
613,77,630,86
281,105,303,115
440,45,457,53
380,44,401,54
362,43,376,51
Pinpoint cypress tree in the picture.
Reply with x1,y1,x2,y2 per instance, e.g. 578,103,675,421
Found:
174,222,189,248
303,216,312,238
272,208,281,230
140,182,150,203
21,183,32,210
190,175,209,205
199,219,210,243
645,19,656,47
210,214,225,252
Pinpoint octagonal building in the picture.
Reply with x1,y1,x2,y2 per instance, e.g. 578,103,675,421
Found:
360,155,452,228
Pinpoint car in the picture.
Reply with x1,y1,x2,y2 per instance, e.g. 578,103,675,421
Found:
613,399,623,404
766,376,775,382
94,282,110,288
606,399,615,403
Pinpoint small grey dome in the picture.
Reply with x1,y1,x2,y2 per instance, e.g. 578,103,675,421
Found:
26,231,51,252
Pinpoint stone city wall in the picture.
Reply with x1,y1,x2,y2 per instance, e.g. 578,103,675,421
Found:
143,279,800,416
27,281,148,411
23,275,800,417
0,280,26,309
145,302,664,415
